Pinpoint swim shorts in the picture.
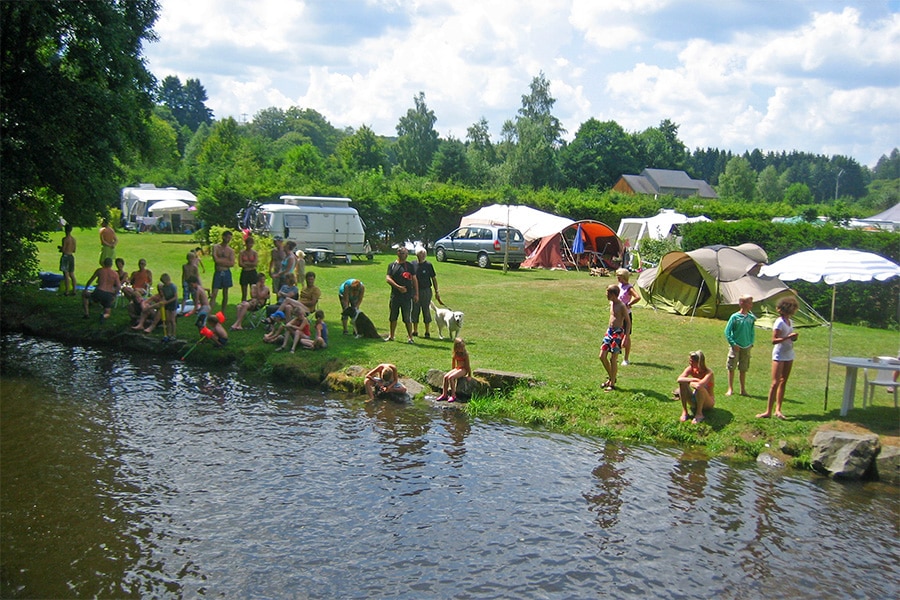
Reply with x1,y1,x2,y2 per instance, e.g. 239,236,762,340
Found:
213,269,233,289
601,327,624,354
91,288,116,309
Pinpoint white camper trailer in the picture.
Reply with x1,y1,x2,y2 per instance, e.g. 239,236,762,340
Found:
239,196,369,262
121,184,198,232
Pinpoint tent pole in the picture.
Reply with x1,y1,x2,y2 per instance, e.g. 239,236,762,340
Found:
690,279,705,322
560,235,577,272
824,285,836,412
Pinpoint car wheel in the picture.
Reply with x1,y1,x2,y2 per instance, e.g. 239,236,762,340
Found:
477,253,490,268
435,247,446,262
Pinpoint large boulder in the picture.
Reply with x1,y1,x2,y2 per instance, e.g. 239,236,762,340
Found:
425,369,490,398
874,445,900,485
811,431,881,481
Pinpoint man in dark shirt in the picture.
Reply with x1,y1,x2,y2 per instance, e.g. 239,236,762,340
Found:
385,247,418,343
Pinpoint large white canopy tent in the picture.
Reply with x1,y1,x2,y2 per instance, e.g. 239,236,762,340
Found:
460,204,574,245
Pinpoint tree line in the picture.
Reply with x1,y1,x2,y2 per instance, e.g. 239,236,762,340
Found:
2,0,898,284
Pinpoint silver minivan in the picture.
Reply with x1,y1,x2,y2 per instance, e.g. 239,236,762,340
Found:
433,224,526,269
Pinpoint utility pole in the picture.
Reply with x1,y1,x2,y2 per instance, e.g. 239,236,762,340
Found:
835,168,844,201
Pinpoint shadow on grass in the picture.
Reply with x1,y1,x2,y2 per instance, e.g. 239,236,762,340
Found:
625,361,676,372
705,409,734,431
628,388,673,403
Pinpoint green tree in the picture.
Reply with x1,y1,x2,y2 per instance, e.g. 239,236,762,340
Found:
717,157,757,202
430,137,470,183
250,107,289,140
336,125,389,173
284,107,344,156
121,113,181,185
873,148,900,180
466,117,497,186
395,92,439,176
1,0,159,281
755,165,784,203
560,119,639,189
278,143,326,186
157,75,213,132
636,119,686,171
783,182,813,206
505,72,564,188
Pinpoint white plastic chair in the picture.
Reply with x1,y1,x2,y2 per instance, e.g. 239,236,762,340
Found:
862,357,899,409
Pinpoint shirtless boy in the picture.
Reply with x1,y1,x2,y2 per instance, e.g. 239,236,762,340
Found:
99,218,118,266
59,224,77,295
599,284,628,392
82,257,120,321
211,230,235,311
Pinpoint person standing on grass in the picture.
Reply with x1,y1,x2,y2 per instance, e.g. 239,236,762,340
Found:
181,251,203,315
211,230,235,311
724,295,756,397
599,284,628,392
238,234,259,303
757,297,799,420
616,268,640,366
385,246,418,344
269,236,286,294
99,218,118,266
82,257,120,322
412,247,441,338
59,223,77,295
676,350,715,424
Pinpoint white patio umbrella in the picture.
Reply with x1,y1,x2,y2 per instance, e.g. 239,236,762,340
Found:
149,199,190,232
759,249,900,410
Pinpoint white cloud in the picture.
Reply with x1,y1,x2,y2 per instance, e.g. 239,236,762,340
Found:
145,0,900,166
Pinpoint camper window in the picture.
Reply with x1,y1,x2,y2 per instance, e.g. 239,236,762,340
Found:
285,214,310,230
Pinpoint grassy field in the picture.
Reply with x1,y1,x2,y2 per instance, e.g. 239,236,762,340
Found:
19,227,900,465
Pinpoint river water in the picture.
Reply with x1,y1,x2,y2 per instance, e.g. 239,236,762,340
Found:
1,334,897,599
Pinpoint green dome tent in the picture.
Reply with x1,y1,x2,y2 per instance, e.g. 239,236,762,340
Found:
635,243,826,328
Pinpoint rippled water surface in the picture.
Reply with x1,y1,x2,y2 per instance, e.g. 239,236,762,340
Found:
1,334,898,598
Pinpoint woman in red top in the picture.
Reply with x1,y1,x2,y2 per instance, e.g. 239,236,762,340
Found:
437,338,473,403
676,350,715,424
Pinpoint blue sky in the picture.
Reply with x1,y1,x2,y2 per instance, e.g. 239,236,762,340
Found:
144,0,900,167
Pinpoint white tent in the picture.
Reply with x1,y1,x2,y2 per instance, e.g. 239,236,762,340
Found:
460,204,574,245
616,209,711,252
849,203,900,232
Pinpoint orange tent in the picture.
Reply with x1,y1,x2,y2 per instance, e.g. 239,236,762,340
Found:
522,220,622,270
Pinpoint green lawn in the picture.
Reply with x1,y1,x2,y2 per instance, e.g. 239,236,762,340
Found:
20,227,900,465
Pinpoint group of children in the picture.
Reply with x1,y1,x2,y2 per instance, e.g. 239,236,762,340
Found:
598,270,802,424
70,224,474,402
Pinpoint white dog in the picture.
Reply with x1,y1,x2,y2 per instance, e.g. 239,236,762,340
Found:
430,301,464,340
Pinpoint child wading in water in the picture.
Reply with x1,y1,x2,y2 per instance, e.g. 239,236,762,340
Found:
437,338,472,403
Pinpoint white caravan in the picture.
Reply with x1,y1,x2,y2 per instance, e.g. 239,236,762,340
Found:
120,184,198,231
240,196,370,261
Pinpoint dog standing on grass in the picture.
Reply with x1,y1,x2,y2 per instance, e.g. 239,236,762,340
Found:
430,301,464,339
341,305,380,339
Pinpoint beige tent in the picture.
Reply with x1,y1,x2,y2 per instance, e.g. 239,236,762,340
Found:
636,243,826,328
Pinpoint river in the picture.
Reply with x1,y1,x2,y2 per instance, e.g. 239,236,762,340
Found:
1,334,897,599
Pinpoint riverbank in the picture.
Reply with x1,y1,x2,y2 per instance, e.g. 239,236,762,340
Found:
4,271,899,472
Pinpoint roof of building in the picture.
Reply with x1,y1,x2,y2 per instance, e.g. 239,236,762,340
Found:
617,169,718,199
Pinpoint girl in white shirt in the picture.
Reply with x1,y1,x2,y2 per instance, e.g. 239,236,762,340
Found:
757,297,799,420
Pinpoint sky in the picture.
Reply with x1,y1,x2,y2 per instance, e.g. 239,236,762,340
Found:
143,0,900,168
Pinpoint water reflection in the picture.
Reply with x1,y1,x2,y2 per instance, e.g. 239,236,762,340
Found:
1,334,898,599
